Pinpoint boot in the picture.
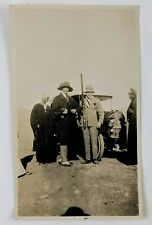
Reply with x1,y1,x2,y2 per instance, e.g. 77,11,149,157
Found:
59,145,71,167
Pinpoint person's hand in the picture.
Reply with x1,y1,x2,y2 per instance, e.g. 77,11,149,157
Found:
62,109,68,114
71,109,77,114
96,122,101,129
77,121,83,127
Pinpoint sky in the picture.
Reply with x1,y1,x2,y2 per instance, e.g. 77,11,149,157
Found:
11,6,140,113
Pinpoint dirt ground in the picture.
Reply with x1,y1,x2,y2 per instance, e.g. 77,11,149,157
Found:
17,110,139,217
18,155,138,217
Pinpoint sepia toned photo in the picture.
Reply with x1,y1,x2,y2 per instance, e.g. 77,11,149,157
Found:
10,5,142,218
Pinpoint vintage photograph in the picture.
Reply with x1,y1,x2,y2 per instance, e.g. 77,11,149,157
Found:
11,5,142,218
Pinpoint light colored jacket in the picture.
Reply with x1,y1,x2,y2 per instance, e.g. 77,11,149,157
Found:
84,96,104,127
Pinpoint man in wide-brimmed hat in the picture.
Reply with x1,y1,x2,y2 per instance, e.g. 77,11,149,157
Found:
82,85,104,164
51,81,78,166
57,81,73,92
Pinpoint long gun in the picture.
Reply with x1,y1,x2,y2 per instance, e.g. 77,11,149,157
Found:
80,73,86,129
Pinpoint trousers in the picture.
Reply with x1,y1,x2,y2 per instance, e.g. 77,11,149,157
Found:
83,126,98,160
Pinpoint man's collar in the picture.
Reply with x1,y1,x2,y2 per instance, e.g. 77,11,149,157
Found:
86,95,94,100
61,91,68,99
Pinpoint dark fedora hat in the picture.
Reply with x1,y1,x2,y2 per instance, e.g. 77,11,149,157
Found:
58,81,73,92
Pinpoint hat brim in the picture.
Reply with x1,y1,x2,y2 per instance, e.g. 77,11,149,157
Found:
58,86,73,92
84,90,95,93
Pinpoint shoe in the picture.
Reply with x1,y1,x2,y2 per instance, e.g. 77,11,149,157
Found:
81,160,91,164
92,160,99,164
60,161,71,167
26,171,32,175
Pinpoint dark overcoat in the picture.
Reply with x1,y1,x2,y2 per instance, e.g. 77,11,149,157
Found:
127,98,137,164
30,104,50,134
51,93,78,145
30,103,54,163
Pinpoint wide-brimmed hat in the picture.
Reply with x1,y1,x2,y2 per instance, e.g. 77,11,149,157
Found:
84,85,95,93
58,81,73,92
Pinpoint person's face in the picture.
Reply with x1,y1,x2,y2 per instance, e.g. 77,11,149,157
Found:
62,87,69,94
42,96,49,104
86,92,93,98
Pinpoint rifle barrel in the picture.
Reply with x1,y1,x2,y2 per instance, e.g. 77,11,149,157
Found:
80,73,86,129
80,73,84,107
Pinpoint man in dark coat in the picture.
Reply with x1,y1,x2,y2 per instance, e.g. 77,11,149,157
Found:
30,93,52,164
51,81,78,167
127,88,137,165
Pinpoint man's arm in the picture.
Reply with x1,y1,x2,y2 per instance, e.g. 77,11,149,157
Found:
30,104,40,132
96,99,104,125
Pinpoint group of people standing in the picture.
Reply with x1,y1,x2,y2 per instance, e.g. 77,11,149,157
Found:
30,81,105,166
30,81,137,167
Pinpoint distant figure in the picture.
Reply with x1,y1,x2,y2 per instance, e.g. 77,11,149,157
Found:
51,81,78,167
127,88,137,165
82,85,104,164
30,93,52,164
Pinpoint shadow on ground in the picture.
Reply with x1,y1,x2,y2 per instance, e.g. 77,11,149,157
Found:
61,206,90,217
103,150,137,166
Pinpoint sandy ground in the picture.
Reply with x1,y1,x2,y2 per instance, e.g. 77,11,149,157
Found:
18,156,138,217
17,109,139,217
